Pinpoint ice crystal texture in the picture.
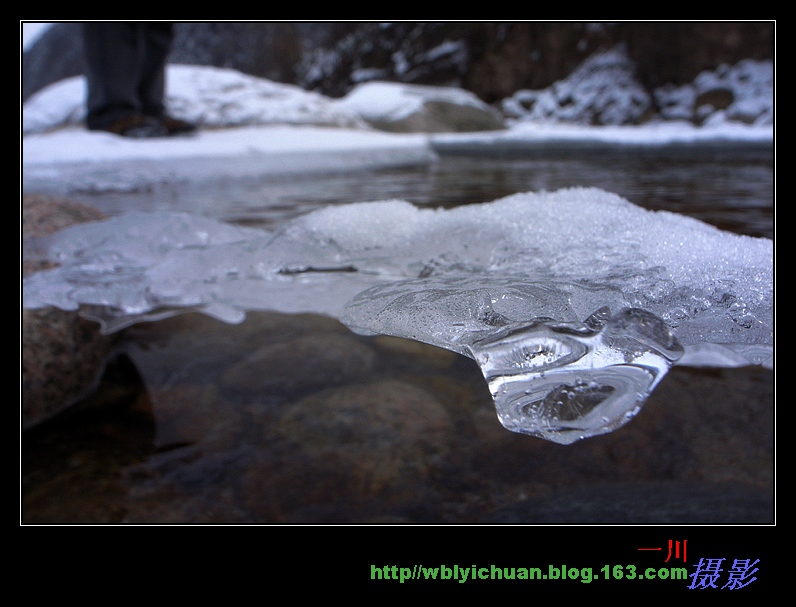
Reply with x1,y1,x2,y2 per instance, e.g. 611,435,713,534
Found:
23,188,773,443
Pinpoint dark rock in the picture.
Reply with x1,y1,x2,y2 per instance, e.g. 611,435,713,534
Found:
277,380,451,462
243,380,452,520
22,307,113,429
220,331,377,398
169,22,302,85
695,87,735,111
146,384,242,452
620,22,774,91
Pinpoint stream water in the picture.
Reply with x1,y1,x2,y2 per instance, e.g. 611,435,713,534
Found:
21,142,774,524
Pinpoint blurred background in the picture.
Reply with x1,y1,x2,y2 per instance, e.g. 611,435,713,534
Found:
23,22,773,112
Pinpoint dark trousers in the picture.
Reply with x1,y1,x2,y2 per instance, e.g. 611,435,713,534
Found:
82,23,174,130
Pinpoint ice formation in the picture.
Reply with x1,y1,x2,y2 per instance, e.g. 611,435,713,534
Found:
23,188,773,443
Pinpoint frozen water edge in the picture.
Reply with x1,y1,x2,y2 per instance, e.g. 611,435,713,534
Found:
429,121,774,153
22,125,436,195
22,189,773,444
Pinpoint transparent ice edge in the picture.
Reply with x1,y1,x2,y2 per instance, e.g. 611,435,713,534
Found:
679,342,773,369
460,307,685,444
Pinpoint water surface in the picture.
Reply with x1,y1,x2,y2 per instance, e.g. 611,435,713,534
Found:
58,144,773,239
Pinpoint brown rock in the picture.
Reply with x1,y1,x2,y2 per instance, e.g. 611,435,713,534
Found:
147,384,243,451
22,194,106,241
370,99,505,133
279,380,451,468
245,380,452,520
22,194,113,428
221,331,377,398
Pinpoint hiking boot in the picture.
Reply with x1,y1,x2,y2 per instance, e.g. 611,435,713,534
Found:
160,116,198,135
94,115,169,138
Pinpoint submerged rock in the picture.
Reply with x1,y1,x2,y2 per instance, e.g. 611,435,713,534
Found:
221,331,377,397
277,380,452,491
244,380,452,520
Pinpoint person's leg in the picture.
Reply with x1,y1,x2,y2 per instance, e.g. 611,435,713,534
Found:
82,23,167,136
137,23,173,119
137,23,196,135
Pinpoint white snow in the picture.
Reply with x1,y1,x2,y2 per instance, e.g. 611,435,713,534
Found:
335,80,494,123
22,59,773,186
23,65,367,136
22,124,430,165
501,45,653,126
655,59,774,126
501,45,774,129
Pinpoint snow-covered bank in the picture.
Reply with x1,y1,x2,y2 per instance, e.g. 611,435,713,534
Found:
22,65,368,135
22,125,436,195
431,120,773,155
22,120,772,198
22,63,772,195
501,47,773,129
22,51,774,201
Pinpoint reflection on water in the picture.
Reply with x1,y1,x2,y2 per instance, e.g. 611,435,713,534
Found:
21,144,774,524
423,146,773,239
62,144,773,239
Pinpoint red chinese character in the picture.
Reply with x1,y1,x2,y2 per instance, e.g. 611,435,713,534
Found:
665,539,687,563
638,539,687,563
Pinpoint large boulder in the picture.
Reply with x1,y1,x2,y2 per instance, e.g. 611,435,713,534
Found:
22,194,114,429
337,81,504,132
243,380,452,520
